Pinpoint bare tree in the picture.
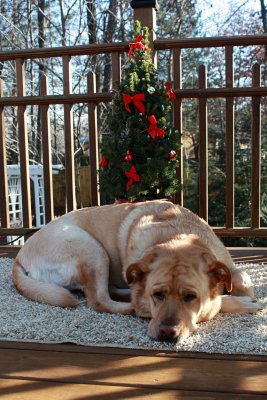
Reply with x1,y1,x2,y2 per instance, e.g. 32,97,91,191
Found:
102,0,118,92
260,0,267,55
86,0,96,44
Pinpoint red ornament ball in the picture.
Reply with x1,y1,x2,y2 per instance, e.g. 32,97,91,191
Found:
168,150,177,159
124,150,133,162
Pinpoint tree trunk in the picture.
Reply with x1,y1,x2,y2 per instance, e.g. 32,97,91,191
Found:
86,0,97,44
102,0,118,92
59,0,67,46
260,0,267,56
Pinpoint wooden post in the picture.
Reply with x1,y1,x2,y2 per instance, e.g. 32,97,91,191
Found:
111,52,121,89
62,55,76,212
251,63,261,229
173,48,183,206
131,0,158,64
87,72,100,206
198,65,208,221
0,79,9,229
40,74,54,222
225,46,235,229
16,58,32,228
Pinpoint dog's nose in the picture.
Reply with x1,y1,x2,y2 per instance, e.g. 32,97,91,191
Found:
159,324,179,341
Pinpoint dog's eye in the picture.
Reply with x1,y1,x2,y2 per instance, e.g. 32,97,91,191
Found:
153,292,165,302
183,293,196,303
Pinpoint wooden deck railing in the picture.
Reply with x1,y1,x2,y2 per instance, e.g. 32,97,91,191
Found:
0,42,126,239
156,35,267,238
0,2,267,241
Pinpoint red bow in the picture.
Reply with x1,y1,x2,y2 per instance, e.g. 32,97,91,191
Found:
99,155,108,167
125,166,140,191
128,34,147,58
123,93,145,114
148,115,166,140
167,88,176,101
164,81,176,101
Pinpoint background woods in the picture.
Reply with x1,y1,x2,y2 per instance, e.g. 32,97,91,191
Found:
0,0,267,246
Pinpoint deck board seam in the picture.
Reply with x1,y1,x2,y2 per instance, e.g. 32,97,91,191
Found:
0,375,266,395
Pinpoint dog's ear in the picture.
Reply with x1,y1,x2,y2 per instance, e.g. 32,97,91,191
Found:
208,261,232,292
125,252,157,285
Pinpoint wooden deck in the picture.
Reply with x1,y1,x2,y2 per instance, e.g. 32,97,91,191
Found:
0,246,266,399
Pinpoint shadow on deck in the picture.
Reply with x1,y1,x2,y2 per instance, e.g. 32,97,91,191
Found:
0,246,266,399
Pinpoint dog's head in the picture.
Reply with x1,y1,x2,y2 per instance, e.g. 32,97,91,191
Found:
125,235,232,343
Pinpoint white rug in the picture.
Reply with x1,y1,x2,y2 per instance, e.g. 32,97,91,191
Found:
1,257,266,355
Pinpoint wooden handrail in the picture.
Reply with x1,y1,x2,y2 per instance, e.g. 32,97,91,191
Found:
0,87,265,108
1,227,267,238
0,42,129,61
155,35,267,49
174,87,267,98
0,36,265,63
0,93,112,106
213,228,267,237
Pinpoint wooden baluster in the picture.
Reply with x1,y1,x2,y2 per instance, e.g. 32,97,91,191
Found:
16,58,32,227
40,74,54,222
251,63,261,229
87,71,100,206
112,52,121,89
198,64,208,221
0,79,9,229
173,48,183,206
62,55,76,212
225,46,235,229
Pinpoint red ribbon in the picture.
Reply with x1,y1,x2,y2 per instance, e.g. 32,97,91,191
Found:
148,115,166,140
123,93,145,114
164,81,176,101
125,166,140,191
99,155,108,168
128,34,147,58
167,88,176,101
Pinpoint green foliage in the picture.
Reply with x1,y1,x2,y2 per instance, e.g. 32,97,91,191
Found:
99,21,180,202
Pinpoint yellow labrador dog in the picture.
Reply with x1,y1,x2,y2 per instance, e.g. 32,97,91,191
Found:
13,200,261,342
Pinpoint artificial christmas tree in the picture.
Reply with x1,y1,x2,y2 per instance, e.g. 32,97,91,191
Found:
99,21,180,202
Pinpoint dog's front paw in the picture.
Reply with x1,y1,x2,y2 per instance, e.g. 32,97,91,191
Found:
221,295,263,314
176,325,196,343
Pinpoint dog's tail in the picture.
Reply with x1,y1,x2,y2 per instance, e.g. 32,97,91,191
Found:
12,260,80,307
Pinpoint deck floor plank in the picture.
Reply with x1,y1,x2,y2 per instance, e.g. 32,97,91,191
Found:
0,247,266,398
0,340,265,361
1,378,266,400
0,345,266,396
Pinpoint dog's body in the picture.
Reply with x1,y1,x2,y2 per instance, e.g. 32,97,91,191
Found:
13,200,261,342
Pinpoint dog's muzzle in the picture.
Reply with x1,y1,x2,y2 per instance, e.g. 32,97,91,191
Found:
158,323,180,341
